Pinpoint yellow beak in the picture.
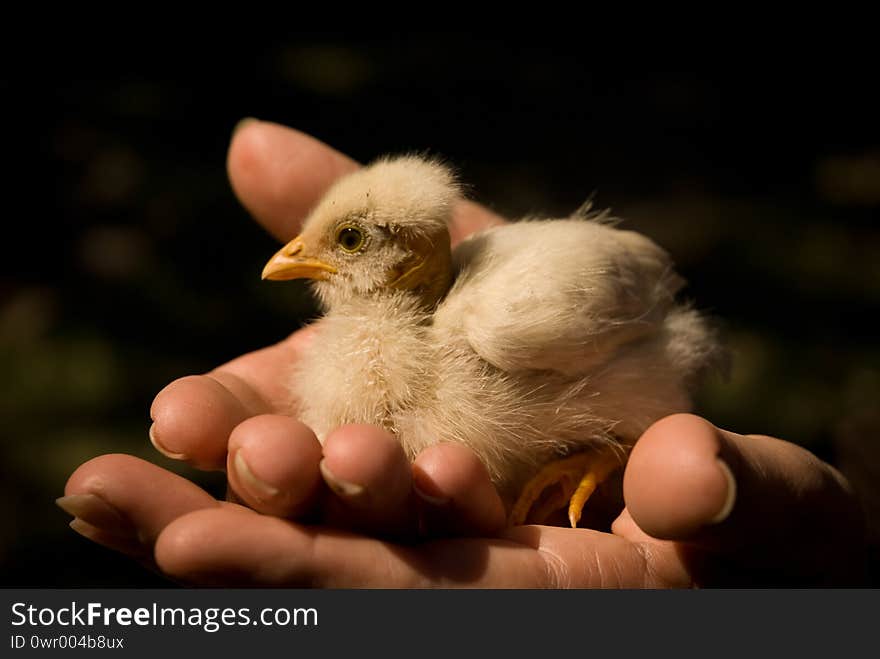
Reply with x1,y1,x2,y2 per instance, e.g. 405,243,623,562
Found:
261,236,338,281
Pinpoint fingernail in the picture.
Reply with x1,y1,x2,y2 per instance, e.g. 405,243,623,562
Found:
69,517,101,540
56,494,133,535
319,459,365,498
232,117,260,138
149,423,187,460
708,459,737,524
233,451,280,501
412,482,449,507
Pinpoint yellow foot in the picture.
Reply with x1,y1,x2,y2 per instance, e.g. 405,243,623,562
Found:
509,449,623,528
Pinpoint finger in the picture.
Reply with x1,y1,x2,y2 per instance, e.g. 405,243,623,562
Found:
226,415,323,518
227,120,505,245
154,509,548,587
60,454,220,558
623,413,866,585
318,425,415,535
228,120,358,242
411,443,506,537
149,328,314,470
450,200,507,246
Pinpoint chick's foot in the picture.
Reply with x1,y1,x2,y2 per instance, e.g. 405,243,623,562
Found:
509,449,623,528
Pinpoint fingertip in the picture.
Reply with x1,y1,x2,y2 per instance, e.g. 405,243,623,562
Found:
227,120,358,242
155,508,311,586
412,443,506,536
150,375,250,470
226,415,323,517
624,414,735,540
156,507,263,584
321,424,411,503
226,118,268,188
411,442,488,500
65,453,150,500
62,453,219,549
154,510,220,582
319,425,414,533
449,200,507,246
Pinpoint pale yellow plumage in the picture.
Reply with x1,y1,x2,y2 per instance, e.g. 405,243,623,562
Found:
263,155,721,523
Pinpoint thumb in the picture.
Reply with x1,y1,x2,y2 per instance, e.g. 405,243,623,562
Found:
623,414,866,585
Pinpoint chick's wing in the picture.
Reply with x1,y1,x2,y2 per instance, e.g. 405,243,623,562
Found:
433,219,685,377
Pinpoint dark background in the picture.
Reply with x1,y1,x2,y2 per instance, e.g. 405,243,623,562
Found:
2,35,878,586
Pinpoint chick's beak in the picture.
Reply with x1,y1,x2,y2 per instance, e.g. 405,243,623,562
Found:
261,235,337,281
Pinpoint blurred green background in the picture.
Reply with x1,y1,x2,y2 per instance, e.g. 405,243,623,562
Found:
2,36,878,585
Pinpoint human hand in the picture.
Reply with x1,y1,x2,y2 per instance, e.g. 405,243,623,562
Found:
60,121,866,586
62,413,866,587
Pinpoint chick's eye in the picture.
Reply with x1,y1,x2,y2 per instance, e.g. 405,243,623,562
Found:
336,226,366,253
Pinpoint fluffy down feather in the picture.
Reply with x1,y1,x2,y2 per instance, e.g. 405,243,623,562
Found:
274,156,722,503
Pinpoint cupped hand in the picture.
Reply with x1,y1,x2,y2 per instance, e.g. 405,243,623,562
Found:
62,413,865,587
60,121,866,586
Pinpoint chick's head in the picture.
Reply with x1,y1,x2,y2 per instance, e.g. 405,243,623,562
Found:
262,156,458,309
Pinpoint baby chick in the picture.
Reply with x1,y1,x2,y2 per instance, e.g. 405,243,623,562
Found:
262,156,721,527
